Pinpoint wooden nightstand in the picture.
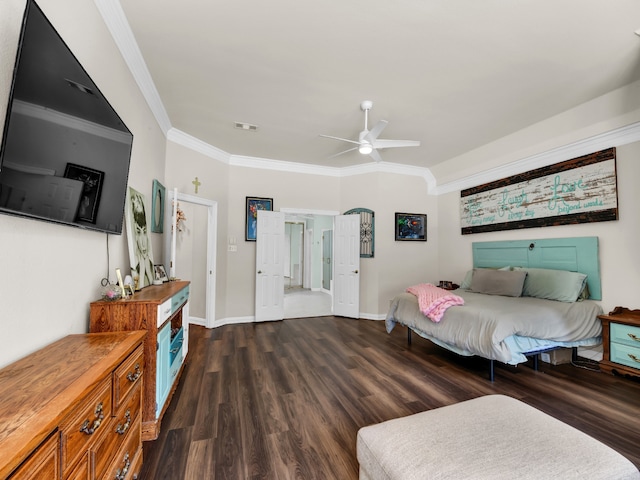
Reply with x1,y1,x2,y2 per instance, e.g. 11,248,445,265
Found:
598,306,640,378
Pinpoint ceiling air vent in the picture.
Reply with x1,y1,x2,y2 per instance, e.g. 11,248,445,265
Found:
234,122,258,131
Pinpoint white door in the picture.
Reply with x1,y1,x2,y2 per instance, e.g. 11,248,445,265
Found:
333,214,360,318
255,210,285,322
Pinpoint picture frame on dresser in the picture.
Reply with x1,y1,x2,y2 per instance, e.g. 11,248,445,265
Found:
154,264,169,282
125,187,155,290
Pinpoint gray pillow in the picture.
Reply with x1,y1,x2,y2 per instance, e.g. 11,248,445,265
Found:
460,266,511,290
513,267,587,302
469,269,527,297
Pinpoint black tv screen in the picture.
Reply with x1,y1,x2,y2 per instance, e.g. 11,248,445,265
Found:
0,0,132,234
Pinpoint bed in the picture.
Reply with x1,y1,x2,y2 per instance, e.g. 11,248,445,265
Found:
386,237,604,381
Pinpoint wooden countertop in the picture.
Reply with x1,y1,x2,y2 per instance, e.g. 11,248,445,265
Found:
91,280,190,306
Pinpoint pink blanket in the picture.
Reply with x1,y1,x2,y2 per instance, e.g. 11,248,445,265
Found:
406,283,464,322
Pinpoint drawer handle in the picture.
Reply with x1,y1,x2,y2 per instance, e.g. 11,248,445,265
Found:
628,353,640,364
115,410,131,435
80,402,104,435
627,333,640,342
127,363,142,382
115,452,131,480
170,341,183,355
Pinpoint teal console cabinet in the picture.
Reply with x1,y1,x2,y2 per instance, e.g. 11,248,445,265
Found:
90,280,190,440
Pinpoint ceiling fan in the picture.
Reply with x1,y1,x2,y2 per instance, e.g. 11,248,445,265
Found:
320,100,420,162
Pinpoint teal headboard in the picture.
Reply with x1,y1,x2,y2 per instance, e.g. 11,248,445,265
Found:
472,237,601,300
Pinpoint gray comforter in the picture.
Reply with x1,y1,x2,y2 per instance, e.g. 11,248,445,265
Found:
386,290,603,364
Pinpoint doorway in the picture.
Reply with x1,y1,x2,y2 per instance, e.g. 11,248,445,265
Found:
163,191,217,328
285,222,304,289
282,210,335,319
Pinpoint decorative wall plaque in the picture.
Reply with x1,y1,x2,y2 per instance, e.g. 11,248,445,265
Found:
344,208,374,257
460,148,618,235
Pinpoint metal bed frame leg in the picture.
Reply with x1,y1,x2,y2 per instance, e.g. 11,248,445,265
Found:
533,354,539,371
489,360,495,382
407,327,412,345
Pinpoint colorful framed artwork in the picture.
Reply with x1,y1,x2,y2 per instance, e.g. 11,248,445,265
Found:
245,196,273,241
63,163,104,223
151,179,165,233
395,212,427,241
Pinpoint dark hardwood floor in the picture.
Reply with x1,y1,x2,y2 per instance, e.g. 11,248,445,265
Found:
140,317,640,479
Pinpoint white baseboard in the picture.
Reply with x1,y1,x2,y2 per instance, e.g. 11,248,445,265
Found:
188,316,206,327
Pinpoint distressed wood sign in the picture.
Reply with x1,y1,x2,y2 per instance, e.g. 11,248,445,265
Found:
460,148,618,234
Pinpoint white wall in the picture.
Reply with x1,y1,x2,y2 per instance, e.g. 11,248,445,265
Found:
437,144,640,315
0,0,166,368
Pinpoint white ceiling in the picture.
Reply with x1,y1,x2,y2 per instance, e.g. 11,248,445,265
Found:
116,0,640,170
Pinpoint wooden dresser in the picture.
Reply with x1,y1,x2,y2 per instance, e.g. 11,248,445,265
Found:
0,330,145,479
90,281,189,441
598,306,640,378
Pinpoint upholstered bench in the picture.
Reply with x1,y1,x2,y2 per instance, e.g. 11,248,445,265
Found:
356,394,640,480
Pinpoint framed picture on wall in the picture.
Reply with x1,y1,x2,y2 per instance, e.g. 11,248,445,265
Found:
245,196,273,241
151,179,165,233
395,212,427,241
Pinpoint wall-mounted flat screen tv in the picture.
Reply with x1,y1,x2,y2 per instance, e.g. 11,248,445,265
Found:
0,0,133,235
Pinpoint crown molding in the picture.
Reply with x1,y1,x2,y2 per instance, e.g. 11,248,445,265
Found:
433,121,640,195
167,128,232,163
94,0,171,134
166,127,436,184
230,155,342,176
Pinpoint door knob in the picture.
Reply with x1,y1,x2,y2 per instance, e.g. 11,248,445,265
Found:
353,270,358,274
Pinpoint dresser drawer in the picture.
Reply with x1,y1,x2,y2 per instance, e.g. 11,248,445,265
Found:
113,345,144,410
127,448,143,480
60,376,112,475
610,341,640,371
9,432,59,480
102,421,141,480
157,298,172,327
610,322,640,349
92,386,141,480
171,286,190,313
65,452,89,480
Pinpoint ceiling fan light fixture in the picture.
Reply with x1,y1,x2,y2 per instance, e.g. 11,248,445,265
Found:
359,143,373,155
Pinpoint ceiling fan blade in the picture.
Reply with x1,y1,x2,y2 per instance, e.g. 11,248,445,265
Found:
372,139,420,149
365,120,388,142
327,146,359,159
368,148,384,163
319,134,360,146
